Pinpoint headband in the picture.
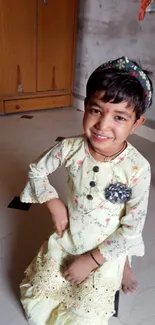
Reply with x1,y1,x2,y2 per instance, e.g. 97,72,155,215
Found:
97,56,152,110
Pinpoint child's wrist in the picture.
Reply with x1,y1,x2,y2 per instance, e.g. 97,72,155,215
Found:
91,249,106,266
90,251,102,267
46,198,67,214
86,253,98,270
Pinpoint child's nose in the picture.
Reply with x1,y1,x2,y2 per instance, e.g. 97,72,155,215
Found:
96,115,111,130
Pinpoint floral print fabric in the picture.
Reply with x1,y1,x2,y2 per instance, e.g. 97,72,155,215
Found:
21,135,151,261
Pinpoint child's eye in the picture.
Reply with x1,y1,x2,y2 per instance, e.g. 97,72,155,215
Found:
89,108,101,116
115,116,127,122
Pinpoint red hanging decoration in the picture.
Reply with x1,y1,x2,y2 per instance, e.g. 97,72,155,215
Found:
138,0,151,20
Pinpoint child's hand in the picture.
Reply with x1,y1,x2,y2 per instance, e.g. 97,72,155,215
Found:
63,253,97,284
122,258,138,294
46,198,69,237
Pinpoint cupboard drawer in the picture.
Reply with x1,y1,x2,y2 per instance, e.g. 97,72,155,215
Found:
5,94,71,113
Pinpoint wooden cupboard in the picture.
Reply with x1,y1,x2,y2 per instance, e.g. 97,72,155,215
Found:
0,0,78,114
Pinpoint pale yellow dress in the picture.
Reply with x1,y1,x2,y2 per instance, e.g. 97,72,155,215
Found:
20,135,151,325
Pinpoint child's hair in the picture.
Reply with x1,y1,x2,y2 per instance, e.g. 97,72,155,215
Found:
86,61,153,120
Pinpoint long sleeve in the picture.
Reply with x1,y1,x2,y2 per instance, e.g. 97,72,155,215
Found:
20,141,66,204
98,162,151,261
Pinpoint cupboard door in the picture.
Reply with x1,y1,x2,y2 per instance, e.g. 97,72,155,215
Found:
0,0,36,95
37,0,77,92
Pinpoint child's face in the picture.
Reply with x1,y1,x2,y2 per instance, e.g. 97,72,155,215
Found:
83,91,145,153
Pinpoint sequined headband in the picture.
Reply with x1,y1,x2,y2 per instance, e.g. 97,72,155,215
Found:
97,56,152,110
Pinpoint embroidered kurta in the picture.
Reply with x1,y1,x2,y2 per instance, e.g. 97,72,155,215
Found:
20,135,151,325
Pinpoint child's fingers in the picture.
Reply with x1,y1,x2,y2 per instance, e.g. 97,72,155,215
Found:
54,220,68,234
131,283,138,291
54,222,67,236
130,280,138,292
56,226,63,237
61,220,69,229
63,270,69,277
122,285,129,294
74,280,82,285
65,274,73,282
63,271,76,283
133,280,138,288
122,283,137,294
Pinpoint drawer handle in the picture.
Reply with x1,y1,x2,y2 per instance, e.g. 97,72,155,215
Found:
16,105,20,110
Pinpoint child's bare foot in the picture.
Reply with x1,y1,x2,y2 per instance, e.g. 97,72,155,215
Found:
122,258,138,294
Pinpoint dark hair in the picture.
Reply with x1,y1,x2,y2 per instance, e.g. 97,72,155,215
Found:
86,61,153,120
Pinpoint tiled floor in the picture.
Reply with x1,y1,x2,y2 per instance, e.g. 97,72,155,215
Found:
0,106,155,325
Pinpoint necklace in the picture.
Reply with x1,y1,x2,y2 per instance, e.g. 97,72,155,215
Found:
88,140,127,162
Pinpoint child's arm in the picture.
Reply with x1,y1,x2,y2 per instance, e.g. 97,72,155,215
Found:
64,162,151,284
95,162,151,263
46,198,69,236
20,140,71,235
20,141,65,204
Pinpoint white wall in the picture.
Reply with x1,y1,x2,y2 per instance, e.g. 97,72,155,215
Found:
74,0,155,122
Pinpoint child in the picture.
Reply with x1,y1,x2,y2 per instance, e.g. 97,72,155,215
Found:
20,57,153,325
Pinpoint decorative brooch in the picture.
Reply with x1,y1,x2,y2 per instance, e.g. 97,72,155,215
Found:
105,183,132,204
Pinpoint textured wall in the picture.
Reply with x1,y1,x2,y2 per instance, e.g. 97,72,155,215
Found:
74,0,155,121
